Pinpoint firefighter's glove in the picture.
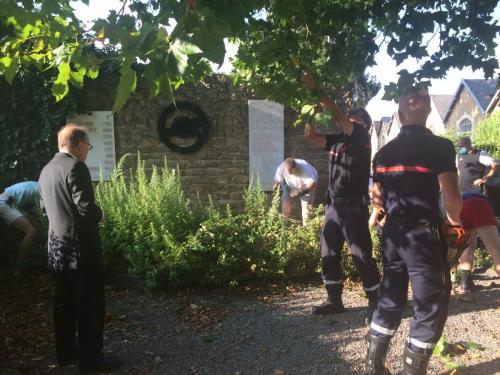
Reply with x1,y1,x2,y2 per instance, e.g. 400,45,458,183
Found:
442,224,469,266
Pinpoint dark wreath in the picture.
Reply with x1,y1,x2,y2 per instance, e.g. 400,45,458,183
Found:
157,101,209,154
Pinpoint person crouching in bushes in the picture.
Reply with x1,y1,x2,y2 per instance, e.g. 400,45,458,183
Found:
273,158,318,226
0,181,40,271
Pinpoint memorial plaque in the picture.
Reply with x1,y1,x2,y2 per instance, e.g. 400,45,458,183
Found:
68,111,116,181
248,100,284,191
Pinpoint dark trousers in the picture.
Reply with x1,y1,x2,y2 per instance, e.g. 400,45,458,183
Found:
320,203,380,295
53,269,105,364
370,222,451,352
485,185,500,217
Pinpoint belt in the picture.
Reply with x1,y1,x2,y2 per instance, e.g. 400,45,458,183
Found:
386,216,442,238
331,195,369,205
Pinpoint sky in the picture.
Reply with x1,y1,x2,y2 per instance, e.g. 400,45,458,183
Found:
365,2,500,120
72,1,499,120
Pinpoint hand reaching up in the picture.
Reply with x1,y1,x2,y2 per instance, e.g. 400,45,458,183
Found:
300,71,316,90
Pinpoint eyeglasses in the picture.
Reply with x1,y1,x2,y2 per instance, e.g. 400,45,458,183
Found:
82,140,93,150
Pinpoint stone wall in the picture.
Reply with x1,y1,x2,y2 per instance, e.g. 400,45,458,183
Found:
82,73,330,210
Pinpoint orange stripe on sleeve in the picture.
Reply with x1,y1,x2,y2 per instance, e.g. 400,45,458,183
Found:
375,165,434,173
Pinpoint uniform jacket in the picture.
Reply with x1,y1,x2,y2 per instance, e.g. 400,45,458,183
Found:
39,152,104,271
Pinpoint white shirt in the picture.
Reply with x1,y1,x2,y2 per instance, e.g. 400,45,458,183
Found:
274,159,318,190
455,150,495,167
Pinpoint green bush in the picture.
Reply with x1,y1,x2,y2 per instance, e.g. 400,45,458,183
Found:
473,112,500,159
95,154,208,288
441,112,500,159
96,157,383,288
182,186,325,286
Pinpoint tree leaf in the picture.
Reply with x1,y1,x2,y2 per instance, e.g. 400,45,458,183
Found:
168,38,202,75
87,65,99,79
112,61,137,112
300,104,314,116
69,66,86,89
51,61,70,101
463,341,485,351
4,54,19,84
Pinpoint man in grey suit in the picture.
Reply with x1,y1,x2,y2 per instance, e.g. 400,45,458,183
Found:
39,124,121,372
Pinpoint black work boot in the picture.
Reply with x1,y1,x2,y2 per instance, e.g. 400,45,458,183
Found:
365,333,391,375
312,284,345,315
456,269,474,294
402,344,431,375
365,290,378,325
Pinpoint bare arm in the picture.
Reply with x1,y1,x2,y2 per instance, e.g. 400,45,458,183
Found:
300,71,354,135
438,171,462,226
303,180,317,192
304,120,327,148
371,182,384,210
474,160,498,186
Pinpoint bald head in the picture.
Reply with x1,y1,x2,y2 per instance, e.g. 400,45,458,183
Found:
397,86,431,127
58,124,91,161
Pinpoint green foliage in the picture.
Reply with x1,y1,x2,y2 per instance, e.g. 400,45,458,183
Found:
1,1,497,112
97,157,382,288
440,128,462,151
441,113,500,160
473,112,500,160
433,335,485,370
95,154,208,288
473,246,493,270
433,336,463,370
233,0,498,108
0,68,80,190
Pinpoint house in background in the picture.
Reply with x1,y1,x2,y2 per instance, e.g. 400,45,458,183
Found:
369,115,399,155
370,79,498,156
485,88,500,115
376,116,392,151
427,94,454,134
370,120,381,155
386,112,402,143
444,79,498,134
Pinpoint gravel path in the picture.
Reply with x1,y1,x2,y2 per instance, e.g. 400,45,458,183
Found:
2,270,499,375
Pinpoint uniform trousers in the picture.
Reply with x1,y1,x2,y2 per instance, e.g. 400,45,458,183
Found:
53,268,105,364
370,222,451,352
320,202,380,295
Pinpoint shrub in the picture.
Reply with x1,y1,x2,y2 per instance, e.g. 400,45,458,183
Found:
441,112,500,159
95,154,208,288
96,157,383,288
177,185,325,286
473,112,500,159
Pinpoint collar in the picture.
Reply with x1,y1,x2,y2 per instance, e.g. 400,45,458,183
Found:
58,151,77,160
399,124,431,136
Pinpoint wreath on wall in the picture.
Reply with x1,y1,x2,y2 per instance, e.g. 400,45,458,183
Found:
157,101,209,154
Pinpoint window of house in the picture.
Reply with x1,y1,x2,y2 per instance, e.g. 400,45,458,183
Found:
458,118,472,133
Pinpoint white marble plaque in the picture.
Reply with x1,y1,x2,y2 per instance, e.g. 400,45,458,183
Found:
248,100,284,191
68,111,116,181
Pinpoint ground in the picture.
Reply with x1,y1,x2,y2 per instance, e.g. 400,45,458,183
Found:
0,270,498,375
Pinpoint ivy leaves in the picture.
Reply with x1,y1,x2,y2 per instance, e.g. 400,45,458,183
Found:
0,67,80,190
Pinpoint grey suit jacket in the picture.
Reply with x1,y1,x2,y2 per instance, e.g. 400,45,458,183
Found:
39,152,104,271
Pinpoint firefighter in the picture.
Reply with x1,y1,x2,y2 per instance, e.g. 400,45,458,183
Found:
366,86,463,375
301,72,380,322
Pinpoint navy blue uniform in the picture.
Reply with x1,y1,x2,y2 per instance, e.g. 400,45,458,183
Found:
321,123,380,298
369,125,456,352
